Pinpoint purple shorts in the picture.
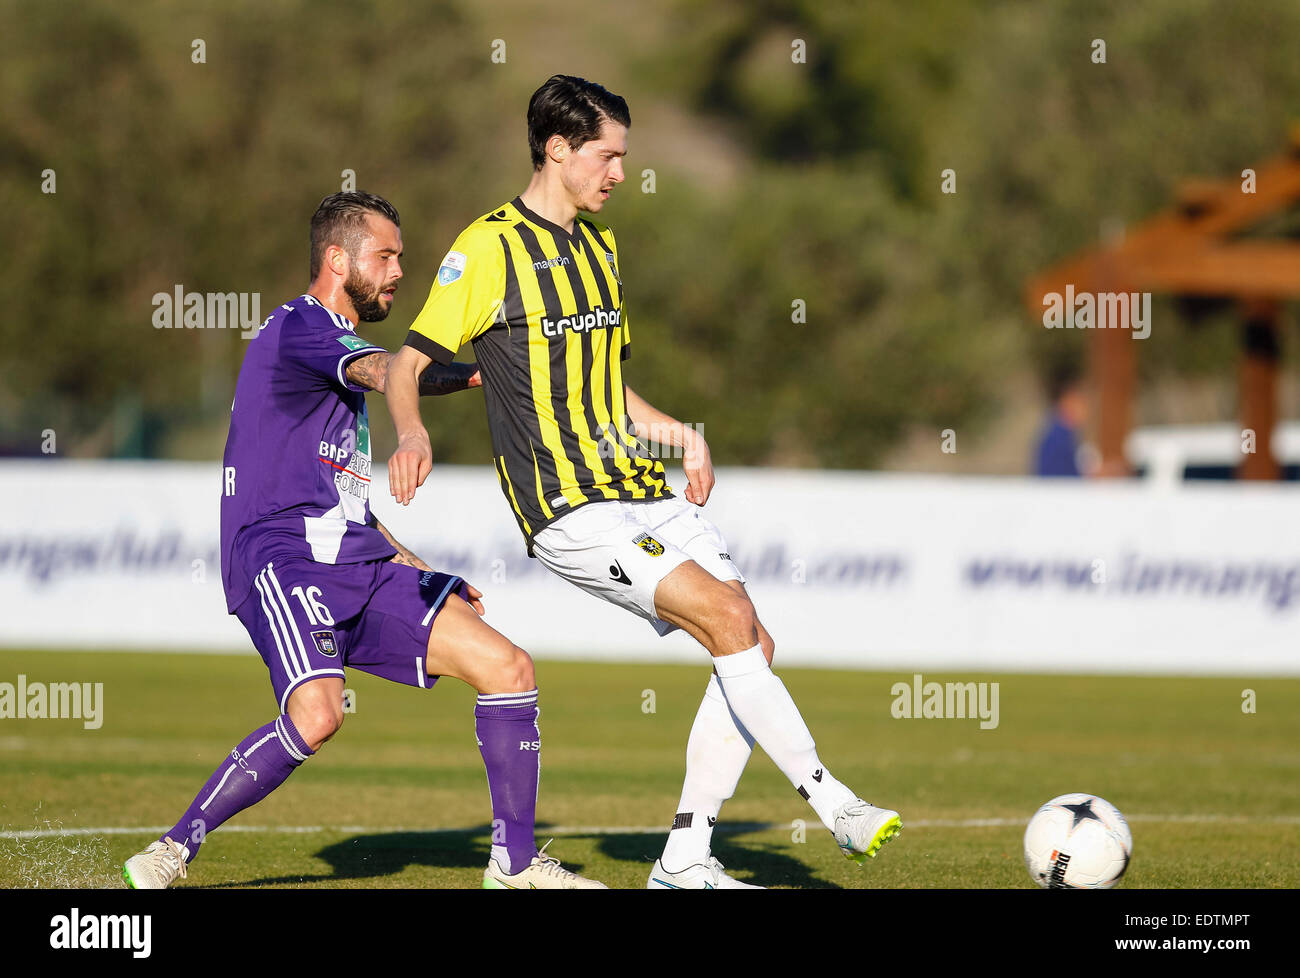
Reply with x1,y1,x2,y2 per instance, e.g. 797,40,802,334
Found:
233,556,469,712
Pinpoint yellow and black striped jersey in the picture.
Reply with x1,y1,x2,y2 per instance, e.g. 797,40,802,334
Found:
404,196,672,547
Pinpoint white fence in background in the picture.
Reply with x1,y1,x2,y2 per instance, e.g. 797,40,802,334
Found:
2,461,1297,675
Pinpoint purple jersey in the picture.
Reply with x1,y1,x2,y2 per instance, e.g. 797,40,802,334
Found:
220,293,395,612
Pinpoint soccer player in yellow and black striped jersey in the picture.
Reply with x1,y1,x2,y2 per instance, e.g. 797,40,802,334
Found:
386,75,900,888
398,173,667,543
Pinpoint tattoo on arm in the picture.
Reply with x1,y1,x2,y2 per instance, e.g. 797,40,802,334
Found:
346,352,392,392
368,513,432,571
419,361,480,396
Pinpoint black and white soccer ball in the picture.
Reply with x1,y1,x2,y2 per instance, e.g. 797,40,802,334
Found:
1023,793,1132,889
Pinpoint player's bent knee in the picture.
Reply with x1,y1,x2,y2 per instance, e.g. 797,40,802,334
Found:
477,644,535,694
287,684,345,750
714,593,760,651
502,646,535,693
294,705,343,750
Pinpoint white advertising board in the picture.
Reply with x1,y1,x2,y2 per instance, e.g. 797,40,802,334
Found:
2,461,1296,675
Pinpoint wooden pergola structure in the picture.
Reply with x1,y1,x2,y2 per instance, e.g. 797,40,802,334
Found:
1024,130,1300,479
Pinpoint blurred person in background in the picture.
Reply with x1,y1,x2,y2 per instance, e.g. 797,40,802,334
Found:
1034,361,1092,477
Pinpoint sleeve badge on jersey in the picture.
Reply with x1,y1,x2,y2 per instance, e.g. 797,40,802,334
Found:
311,630,339,657
633,532,664,557
336,334,374,352
437,250,468,286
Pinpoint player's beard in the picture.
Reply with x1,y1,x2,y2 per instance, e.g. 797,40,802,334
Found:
344,271,395,323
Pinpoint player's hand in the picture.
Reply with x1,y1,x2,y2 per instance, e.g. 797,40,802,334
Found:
468,369,482,388
464,583,485,615
683,428,715,506
389,429,432,506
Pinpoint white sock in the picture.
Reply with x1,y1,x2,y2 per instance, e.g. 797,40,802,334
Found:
713,645,855,831
660,673,754,873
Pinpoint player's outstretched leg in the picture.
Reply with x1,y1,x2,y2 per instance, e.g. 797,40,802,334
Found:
649,672,762,889
425,594,605,889
655,563,902,868
122,678,335,889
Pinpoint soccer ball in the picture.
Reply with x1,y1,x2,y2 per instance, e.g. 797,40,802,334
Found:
1023,793,1132,889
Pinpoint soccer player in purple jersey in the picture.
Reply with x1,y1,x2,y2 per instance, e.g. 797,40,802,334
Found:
122,192,604,889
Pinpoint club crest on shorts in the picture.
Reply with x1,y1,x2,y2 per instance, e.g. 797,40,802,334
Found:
311,630,338,657
633,532,664,556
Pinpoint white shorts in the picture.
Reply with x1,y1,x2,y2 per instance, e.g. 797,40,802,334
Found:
531,496,745,636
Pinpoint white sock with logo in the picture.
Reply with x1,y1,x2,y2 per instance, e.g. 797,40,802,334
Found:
660,673,754,873
712,645,855,831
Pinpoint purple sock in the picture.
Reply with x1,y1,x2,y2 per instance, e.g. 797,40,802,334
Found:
163,714,314,862
475,689,541,874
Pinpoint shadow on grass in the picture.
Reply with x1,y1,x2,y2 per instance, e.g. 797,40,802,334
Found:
580,822,843,890
200,821,839,889
201,829,492,887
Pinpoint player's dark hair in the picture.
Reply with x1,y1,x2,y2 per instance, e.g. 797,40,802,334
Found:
527,75,630,170
309,191,401,280
1045,360,1084,404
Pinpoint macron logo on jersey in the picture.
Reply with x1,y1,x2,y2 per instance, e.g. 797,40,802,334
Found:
437,251,467,286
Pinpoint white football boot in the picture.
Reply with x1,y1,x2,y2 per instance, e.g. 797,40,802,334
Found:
832,799,902,864
647,853,765,889
122,836,189,889
482,840,608,889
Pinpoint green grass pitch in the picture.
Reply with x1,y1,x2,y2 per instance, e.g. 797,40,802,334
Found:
1,650,1296,888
